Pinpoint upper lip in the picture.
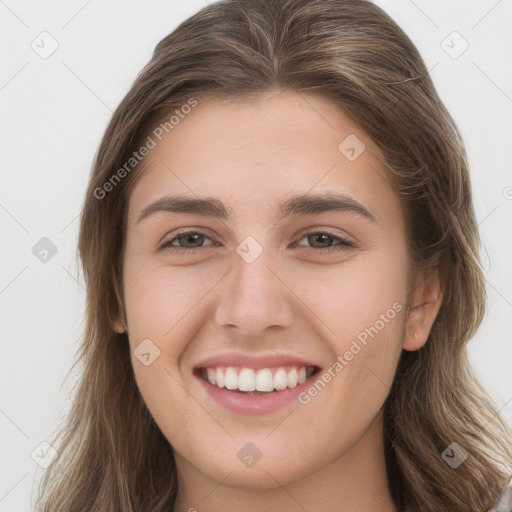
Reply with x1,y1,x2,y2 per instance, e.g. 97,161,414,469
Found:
194,351,321,370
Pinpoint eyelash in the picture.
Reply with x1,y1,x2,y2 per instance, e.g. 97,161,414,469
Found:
159,230,356,254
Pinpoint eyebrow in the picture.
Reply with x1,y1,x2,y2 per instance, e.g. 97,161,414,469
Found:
136,192,377,224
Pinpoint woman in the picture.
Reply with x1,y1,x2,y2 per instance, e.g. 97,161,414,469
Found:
35,0,512,510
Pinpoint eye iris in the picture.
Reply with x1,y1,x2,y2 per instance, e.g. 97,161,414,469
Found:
309,233,333,248
178,233,204,248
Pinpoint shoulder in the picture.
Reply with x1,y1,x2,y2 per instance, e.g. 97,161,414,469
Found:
492,477,512,512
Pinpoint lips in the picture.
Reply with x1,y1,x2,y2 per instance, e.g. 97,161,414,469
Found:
194,356,322,414
194,352,320,371
193,352,321,397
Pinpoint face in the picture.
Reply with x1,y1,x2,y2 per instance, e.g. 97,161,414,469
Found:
121,90,412,490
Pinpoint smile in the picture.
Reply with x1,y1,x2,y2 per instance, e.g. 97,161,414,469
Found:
194,360,321,415
199,366,317,395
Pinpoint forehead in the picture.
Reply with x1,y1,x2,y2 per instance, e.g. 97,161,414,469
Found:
126,90,400,227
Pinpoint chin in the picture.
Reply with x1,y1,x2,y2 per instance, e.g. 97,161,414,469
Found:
212,464,301,490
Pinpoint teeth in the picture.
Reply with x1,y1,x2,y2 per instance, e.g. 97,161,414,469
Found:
215,368,224,388
274,368,288,390
201,366,315,393
239,368,256,391
255,368,274,392
224,367,238,390
206,368,216,385
287,368,298,388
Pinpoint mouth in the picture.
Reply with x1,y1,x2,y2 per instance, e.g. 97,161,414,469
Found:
194,365,321,396
192,352,323,414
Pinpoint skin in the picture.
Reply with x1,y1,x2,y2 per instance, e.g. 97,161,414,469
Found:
115,89,443,512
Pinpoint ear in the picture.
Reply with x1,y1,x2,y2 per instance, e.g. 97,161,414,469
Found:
112,307,127,334
112,285,127,334
403,267,443,351
112,318,126,334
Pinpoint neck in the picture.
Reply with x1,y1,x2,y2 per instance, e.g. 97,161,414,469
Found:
173,411,397,512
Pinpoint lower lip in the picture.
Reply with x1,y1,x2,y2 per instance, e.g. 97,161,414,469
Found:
195,372,318,415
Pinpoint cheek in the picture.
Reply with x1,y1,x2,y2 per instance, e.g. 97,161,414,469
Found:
287,243,408,407
123,260,214,340
289,245,408,345
122,260,213,411
122,260,205,437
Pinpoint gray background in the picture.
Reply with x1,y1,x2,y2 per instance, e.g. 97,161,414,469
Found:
0,1,511,510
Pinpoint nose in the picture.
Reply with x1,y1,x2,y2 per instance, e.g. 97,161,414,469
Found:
214,248,295,337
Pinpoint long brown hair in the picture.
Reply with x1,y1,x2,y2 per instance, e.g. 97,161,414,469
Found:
35,1,512,510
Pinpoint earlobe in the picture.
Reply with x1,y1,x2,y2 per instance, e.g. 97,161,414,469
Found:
112,320,126,334
403,268,443,352
112,313,128,334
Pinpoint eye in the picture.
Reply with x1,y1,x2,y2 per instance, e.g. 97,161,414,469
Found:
290,231,355,253
159,229,356,255
159,231,216,253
